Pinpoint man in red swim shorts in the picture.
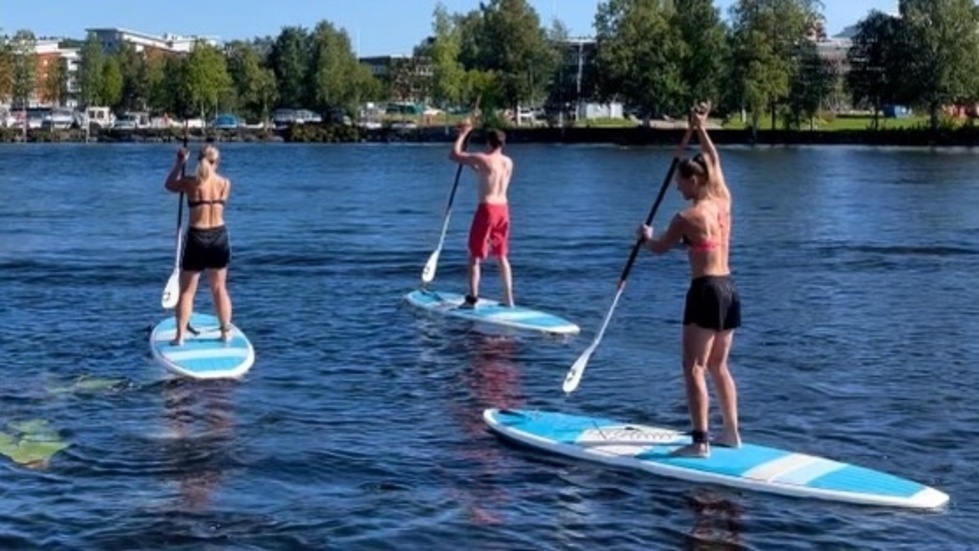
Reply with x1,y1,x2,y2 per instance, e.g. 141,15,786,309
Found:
449,118,515,307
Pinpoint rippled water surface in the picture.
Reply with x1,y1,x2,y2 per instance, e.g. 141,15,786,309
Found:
1,142,977,549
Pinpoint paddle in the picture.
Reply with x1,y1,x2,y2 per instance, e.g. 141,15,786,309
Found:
420,96,481,285
561,126,695,395
161,125,189,309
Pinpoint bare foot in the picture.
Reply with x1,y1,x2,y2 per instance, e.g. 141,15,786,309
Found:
713,430,742,449
169,337,184,346
670,442,710,458
220,327,232,343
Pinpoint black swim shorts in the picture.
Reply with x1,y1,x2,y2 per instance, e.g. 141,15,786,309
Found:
683,275,741,331
181,225,231,272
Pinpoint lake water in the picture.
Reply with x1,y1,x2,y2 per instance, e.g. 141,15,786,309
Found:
0,142,977,549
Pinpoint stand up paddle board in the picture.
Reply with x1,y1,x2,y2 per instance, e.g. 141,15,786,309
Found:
149,313,254,380
405,289,580,336
483,409,949,510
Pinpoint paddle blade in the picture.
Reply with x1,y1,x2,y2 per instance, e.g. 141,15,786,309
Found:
562,345,595,394
161,270,179,309
421,248,441,284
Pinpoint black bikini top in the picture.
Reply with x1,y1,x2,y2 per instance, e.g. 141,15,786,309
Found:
187,197,226,208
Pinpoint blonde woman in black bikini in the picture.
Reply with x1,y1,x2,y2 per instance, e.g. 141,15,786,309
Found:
164,144,234,346
638,103,741,458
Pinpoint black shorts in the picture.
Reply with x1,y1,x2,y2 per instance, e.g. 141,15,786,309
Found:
181,225,231,272
683,275,741,331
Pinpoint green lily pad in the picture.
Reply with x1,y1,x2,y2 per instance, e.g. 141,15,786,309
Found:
47,376,126,395
8,419,52,435
0,420,69,467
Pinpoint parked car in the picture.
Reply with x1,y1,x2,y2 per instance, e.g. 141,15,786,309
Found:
113,113,139,130
295,109,323,124
41,107,75,130
273,108,297,128
211,113,240,130
85,106,115,129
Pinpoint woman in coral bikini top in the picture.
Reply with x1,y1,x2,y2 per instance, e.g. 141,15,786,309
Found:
638,102,743,459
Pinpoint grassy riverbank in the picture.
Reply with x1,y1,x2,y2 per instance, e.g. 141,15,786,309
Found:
3,116,979,147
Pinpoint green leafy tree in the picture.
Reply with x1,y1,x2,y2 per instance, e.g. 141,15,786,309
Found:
455,11,486,70
226,40,279,120
846,10,902,129
594,0,685,118
185,41,233,119
78,32,105,107
786,41,833,129
268,26,311,108
100,56,124,109
674,0,728,110
10,29,38,109
478,0,556,111
727,0,823,131
896,0,979,130
308,20,367,114
114,42,150,111
0,30,14,103
428,3,466,108
152,55,191,116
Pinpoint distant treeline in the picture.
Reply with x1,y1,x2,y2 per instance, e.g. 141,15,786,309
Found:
0,0,977,130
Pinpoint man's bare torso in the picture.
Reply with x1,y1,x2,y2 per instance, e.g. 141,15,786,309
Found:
474,151,512,204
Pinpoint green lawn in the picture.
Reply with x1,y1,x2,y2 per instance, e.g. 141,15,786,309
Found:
721,114,931,131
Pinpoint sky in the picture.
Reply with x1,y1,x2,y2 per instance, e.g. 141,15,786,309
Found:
1,0,898,57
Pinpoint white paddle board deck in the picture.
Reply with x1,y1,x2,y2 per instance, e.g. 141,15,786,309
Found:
405,289,580,336
483,409,948,510
149,313,254,380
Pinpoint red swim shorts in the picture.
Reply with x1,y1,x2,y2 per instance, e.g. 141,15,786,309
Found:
468,203,510,259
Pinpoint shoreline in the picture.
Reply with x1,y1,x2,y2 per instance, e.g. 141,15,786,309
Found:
3,125,979,147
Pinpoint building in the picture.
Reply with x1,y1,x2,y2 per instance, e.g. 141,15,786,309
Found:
556,37,622,122
359,55,433,103
84,27,219,56
34,39,80,108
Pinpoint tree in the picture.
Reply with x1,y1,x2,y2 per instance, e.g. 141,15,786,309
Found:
42,57,69,106
268,27,310,108
308,20,367,114
0,30,14,103
727,0,823,131
846,10,902,129
185,41,233,119
674,0,728,110
10,29,38,109
101,57,124,108
152,55,191,117
114,42,150,111
479,0,556,111
78,32,105,107
896,0,979,130
594,0,685,118
428,3,466,109
226,40,279,120
786,40,833,129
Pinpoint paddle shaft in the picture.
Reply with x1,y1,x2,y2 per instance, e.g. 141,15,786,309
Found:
177,127,188,224
438,97,482,231
614,130,694,289
561,128,694,395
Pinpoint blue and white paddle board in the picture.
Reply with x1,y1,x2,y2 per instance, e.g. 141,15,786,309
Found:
405,289,580,336
483,409,949,510
149,313,254,380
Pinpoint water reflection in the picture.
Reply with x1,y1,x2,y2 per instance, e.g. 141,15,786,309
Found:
684,489,745,550
452,332,524,527
161,378,236,512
